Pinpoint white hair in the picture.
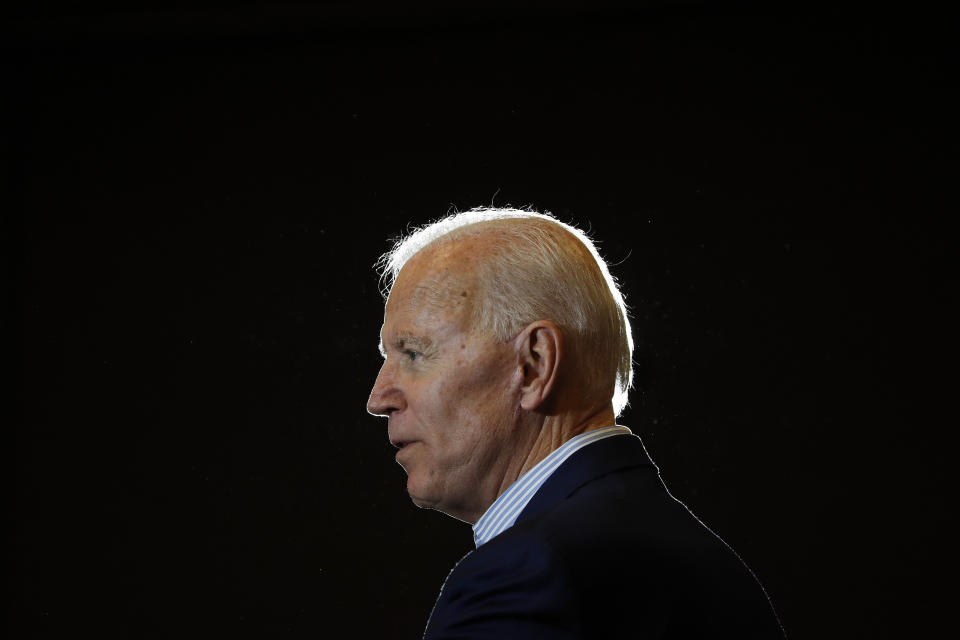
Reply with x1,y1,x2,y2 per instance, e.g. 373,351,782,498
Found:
378,207,634,416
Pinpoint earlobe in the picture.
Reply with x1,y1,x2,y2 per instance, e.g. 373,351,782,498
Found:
518,321,562,412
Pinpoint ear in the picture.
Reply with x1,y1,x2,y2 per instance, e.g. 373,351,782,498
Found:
516,321,562,412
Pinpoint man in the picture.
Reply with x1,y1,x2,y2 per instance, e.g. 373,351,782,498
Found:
367,208,785,639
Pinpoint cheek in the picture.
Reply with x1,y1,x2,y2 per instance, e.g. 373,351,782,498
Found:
443,362,500,409
412,345,519,451
444,359,519,433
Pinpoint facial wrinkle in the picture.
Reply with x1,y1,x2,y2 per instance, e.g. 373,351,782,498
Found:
409,276,472,315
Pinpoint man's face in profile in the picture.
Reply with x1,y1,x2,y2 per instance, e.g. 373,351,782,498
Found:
366,244,522,522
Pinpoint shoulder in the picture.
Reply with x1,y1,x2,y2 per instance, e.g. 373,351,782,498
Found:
521,462,709,561
480,464,784,638
427,464,784,639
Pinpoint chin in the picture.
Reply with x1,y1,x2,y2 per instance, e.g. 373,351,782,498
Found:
406,479,436,510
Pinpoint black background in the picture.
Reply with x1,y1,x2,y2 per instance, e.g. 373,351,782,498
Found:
7,2,953,638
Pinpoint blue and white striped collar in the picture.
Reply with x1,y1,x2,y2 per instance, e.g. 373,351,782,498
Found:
472,425,632,547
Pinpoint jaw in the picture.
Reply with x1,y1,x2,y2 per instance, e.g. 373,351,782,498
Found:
405,465,488,525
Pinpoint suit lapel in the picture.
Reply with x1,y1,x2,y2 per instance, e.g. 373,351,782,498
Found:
515,433,656,525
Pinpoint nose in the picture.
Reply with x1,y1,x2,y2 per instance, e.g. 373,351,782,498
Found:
366,361,405,417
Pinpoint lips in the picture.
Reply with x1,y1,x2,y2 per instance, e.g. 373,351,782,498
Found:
389,438,416,450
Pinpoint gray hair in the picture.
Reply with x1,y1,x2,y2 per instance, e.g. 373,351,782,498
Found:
378,207,633,416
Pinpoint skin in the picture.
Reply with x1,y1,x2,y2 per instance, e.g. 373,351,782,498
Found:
366,236,616,524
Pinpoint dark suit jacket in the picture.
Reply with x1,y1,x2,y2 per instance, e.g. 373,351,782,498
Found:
423,433,785,639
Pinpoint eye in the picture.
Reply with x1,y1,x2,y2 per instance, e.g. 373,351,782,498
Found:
405,349,421,362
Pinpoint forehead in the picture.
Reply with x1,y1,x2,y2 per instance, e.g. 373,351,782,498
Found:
383,243,477,332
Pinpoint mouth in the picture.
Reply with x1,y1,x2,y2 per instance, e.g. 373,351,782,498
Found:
390,439,415,450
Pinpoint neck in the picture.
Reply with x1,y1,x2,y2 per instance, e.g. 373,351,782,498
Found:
444,404,618,525
489,403,617,514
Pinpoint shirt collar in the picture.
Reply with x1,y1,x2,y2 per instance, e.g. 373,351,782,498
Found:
472,425,632,547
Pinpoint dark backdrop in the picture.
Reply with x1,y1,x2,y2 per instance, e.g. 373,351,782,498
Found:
7,2,953,638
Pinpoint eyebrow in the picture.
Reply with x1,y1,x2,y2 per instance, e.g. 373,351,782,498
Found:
378,332,433,357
